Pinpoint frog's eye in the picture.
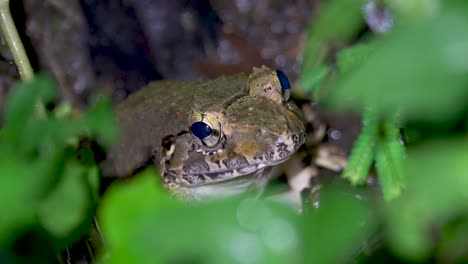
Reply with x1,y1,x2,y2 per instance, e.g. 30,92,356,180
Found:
275,69,291,101
189,113,223,148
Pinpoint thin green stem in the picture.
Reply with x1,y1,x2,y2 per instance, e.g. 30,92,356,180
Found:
0,0,34,81
0,0,46,117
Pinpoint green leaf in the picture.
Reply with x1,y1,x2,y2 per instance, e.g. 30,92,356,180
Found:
84,98,118,148
300,0,368,93
326,8,468,123
389,0,440,21
436,217,468,262
2,75,56,142
299,65,329,97
405,138,468,212
303,184,374,263
0,73,113,255
386,199,432,261
336,43,377,74
387,137,468,260
37,160,96,239
0,154,38,246
302,0,368,66
98,169,301,264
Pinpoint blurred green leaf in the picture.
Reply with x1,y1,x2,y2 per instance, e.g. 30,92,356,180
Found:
37,160,96,239
16,118,82,158
302,0,367,63
387,137,468,260
2,75,56,143
326,7,468,122
389,0,440,21
436,216,468,262
84,98,118,148
303,184,374,262
53,102,73,119
0,154,39,246
405,138,468,212
336,43,377,73
298,65,329,98
386,199,431,260
300,0,368,93
0,74,116,259
99,169,301,264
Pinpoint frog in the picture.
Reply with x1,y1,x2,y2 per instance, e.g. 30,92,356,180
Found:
101,66,306,200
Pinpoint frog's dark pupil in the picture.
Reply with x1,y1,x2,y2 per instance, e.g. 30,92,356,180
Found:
191,121,213,139
276,70,291,91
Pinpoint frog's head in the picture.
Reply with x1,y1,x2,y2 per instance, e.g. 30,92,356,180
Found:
162,66,305,198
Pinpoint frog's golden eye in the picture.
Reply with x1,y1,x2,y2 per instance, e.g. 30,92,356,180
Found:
275,69,291,101
189,113,223,147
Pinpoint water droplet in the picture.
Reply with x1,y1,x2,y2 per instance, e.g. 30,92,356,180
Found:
328,129,342,140
275,55,287,67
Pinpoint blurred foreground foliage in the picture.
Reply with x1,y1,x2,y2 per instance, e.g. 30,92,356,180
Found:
300,0,468,262
1,0,468,263
0,75,116,262
98,169,374,264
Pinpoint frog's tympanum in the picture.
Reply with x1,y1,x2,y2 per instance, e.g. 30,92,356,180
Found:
102,66,305,199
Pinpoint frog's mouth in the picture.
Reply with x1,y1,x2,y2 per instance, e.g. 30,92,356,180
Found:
171,167,272,200
174,155,291,188
166,130,305,189
163,126,305,201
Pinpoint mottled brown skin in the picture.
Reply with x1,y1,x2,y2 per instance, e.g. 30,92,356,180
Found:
102,66,305,199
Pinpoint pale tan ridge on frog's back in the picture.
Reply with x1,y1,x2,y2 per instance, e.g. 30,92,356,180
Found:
102,66,305,200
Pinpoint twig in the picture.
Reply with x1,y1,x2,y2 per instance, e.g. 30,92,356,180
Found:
0,0,34,80
0,0,46,116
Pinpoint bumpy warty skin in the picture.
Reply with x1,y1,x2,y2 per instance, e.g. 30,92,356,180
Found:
102,66,305,200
